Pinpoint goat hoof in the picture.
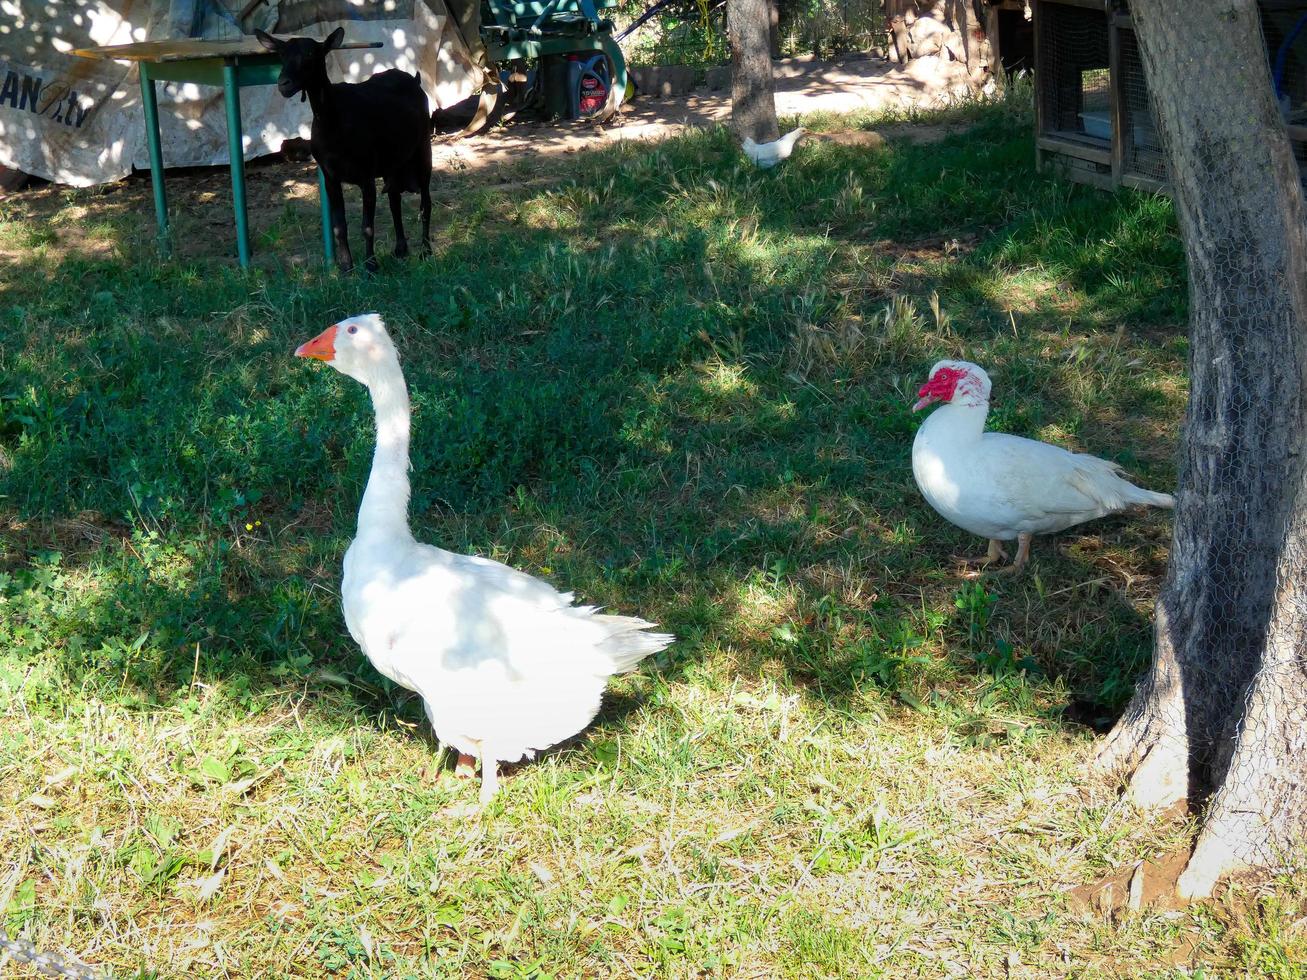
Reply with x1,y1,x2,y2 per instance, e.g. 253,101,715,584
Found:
393,243,409,259
363,257,380,275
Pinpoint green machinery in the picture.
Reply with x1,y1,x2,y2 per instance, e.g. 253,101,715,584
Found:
475,0,627,122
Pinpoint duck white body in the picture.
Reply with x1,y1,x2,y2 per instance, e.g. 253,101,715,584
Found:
296,314,673,802
911,360,1173,570
742,127,806,168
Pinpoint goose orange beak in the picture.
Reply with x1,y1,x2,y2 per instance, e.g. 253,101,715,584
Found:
295,324,337,361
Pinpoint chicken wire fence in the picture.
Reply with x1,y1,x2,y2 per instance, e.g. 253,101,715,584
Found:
1036,1,1110,141
1117,1,1307,187
1036,0,1307,191
1117,24,1165,182
616,3,730,69
613,0,883,68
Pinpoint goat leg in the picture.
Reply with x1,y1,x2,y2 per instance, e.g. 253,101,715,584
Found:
324,175,353,274
418,175,432,258
360,179,379,274
388,188,409,258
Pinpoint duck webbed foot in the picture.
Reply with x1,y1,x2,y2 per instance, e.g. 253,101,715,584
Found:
952,538,1009,571
985,532,1033,576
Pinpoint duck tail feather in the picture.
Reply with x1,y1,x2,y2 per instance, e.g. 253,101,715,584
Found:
592,614,675,673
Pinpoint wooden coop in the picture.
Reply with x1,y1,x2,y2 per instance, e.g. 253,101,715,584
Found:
1033,0,1307,191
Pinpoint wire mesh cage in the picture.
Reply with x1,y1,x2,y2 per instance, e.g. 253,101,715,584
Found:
1117,25,1166,183
1047,148,1114,183
1261,1,1307,185
1037,0,1307,192
1037,0,1111,142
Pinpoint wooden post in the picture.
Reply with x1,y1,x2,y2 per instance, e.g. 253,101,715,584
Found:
1108,12,1124,185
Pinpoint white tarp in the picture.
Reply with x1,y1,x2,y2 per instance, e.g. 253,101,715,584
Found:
0,0,482,186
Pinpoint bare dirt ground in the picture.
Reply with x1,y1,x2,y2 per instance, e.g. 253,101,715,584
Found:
2,53,973,268
432,52,973,175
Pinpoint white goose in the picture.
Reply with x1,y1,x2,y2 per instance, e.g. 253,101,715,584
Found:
295,313,674,803
911,360,1174,572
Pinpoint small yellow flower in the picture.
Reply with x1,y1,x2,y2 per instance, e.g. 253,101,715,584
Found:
245,523,253,531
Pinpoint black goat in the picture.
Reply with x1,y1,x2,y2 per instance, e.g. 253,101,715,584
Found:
256,28,433,273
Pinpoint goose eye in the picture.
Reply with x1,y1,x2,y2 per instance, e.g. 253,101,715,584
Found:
347,325,358,335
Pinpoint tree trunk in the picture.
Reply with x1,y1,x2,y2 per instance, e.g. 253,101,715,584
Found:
767,0,781,60
726,0,773,141
728,0,781,143
1094,0,1307,898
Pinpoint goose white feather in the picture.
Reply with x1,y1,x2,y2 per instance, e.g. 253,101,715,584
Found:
742,127,806,168
295,313,674,802
911,359,1173,571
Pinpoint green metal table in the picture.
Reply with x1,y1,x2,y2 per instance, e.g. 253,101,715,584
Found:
72,38,380,269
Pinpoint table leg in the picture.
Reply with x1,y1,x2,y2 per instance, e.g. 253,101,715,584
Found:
139,63,170,255
222,62,251,269
318,167,335,267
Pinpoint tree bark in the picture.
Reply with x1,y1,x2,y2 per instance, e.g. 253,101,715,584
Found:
1094,0,1307,898
728,0,780,142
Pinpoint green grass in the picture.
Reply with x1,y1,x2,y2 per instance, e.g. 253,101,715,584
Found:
2,96,1304,977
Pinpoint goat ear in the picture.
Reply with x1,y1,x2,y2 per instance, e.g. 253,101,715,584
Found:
254,29,280,53
325,27,345,51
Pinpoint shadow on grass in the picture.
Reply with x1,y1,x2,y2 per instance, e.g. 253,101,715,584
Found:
0,100,1183,747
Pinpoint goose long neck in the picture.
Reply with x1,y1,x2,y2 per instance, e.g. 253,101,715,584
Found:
358,358,413,542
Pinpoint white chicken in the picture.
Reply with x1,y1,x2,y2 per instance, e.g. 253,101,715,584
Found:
294,313,674,803
911,360,1174,572
742,127,806,168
